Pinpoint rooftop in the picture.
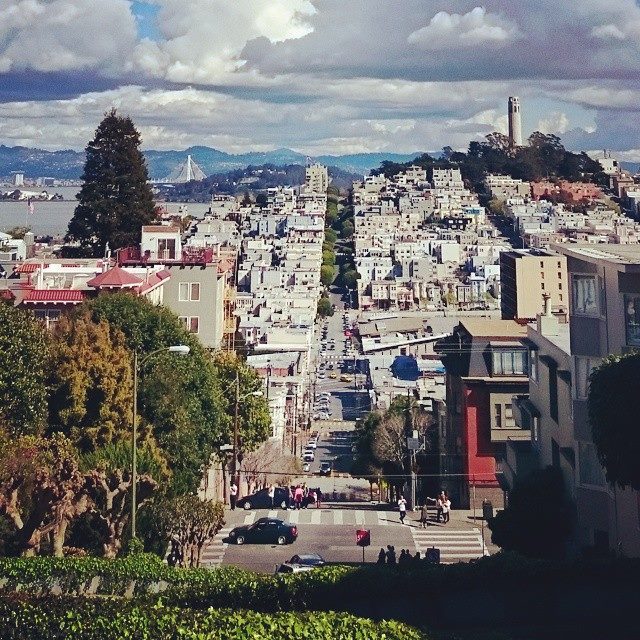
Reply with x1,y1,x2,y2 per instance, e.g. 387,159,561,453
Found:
555,243,640,265
141,225,180,233
459,317,529,339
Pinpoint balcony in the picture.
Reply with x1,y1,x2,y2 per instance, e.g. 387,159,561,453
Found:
118,246,214,266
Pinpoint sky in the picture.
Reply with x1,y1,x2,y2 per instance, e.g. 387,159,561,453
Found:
2,1,640,158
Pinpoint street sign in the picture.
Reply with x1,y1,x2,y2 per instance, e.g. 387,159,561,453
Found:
425,547,441,564
407,437,420,451
356,529,371,547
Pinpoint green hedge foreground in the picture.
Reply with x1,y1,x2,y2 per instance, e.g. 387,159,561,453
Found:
0,594,423,640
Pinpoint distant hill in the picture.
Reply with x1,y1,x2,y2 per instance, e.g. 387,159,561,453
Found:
0,144,424,180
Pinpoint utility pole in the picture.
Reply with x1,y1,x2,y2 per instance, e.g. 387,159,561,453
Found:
232,371,240,486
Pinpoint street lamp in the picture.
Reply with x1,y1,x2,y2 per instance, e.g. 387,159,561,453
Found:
131,344,190,538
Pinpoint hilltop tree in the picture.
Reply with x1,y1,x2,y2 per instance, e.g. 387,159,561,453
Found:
66,109,157,256
0,304,50,438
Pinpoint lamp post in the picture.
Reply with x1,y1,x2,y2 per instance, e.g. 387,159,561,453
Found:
131,344,190,539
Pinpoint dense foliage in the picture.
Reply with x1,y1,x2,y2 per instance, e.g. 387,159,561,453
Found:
489,467,574,559
0,303,50,437
0,594,422,640
588,353,640,489
66,109,157,256
373,132,606,190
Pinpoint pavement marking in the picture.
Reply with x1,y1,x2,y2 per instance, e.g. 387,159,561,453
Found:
267,510,278,518
355,510,365,525
201,526,232,568
333,509,343,525
289,510,300,523
310,509,322,524
376,511,388,526
410,527,487,563
243,512,256,525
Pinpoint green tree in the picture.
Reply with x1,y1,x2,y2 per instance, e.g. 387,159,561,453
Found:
342,269,359,290
588,353,640,489
320,264,336,287
324,228,338,246
0,304,50,437
151,495,225,567
322,249,336,266
489,467,574,559
317,297,333,317
48,310,133,451
86,293,226,494
66,109,157,256
341,220,354,239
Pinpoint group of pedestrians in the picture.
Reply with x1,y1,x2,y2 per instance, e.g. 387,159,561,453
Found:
397,490,452,526
376,545,427,566
273,483,321,509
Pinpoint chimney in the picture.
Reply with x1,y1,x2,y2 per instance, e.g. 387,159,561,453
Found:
537,292,559,336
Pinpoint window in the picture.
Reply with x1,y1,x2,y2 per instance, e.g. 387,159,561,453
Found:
579,442,605,486
158,238,176,260
179,282,201,302
575,356,600,400
548,360,558,422
529,349,539,382
624,294,640,346
495,404,502,429
541,283,545,290
178,316,199,334
572,275,599,315
492,350,527,375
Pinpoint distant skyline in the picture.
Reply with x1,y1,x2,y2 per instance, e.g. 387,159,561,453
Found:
2,1,640,158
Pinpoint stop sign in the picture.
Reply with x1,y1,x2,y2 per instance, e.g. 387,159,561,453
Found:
356,529,370,547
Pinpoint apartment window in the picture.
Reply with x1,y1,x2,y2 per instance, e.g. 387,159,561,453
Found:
529,349,539,382
624,294,640,346
558,273,562,281
178,316,200,334
574,356,600,400
579,442,605,487
504,403,514,427
179,282,201,302
495,404,502,429
540,261,544,268
541,283,545,290
572,275,599,316
492,349,527,375
158,238,176,260
541,271,544,279
548,360,558,422
559,294,563,301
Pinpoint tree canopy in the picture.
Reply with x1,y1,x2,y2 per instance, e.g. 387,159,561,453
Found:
66,109,157,256
0,304,50,437
317,296,333,317
588,353,640,489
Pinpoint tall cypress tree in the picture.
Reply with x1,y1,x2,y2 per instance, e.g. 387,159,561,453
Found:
66,109,157,256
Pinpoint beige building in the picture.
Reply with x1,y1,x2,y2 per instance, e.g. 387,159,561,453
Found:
304,164,329,194
500,249,568,321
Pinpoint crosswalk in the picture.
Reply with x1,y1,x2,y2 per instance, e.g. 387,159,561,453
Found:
410,525,488,563
201,512,255,567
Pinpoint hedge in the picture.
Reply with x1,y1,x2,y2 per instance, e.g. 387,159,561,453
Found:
0,594,424,640
2,553,640,606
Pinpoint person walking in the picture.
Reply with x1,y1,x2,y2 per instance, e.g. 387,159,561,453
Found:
229,481,238,511
294,485,303,510
315,487,322,508
268,484,275,509
442,493,451,524
397,496,407,524
385,545,396,565
420,502,428,529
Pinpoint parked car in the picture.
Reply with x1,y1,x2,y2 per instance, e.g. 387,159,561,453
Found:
306,440,317,449
319,461,332,476
275,553,326,573
303,451,315,462
228,518,298,545
302,462,311,472
237,487,289,510
329,373,338,379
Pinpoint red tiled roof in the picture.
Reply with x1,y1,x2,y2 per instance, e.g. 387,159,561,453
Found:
86,266,143,288
16,262,47,273
22,289,85,303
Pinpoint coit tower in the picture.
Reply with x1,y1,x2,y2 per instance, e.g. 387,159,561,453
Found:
508,96,522,147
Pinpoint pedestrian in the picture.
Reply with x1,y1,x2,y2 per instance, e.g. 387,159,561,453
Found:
413,551,421,564
268,484,275,509
377,548,386,565
229,481,238,511
442,493,451,524
315,487,322,508
294,485,303,510
287,486,294,509
398,549,408,566
397,495,407,524
385,545,396,565
302,484,309,508
420,502,428,528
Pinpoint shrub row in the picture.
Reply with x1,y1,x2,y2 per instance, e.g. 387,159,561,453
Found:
1,553,639,608
0,594,424,640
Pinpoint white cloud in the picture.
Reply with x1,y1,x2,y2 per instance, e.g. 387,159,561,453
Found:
0,0,137,73
537,111,570,135
408,7,521,50
591,24,626,40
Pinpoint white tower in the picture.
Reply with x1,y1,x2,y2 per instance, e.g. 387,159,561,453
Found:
508,96,523,147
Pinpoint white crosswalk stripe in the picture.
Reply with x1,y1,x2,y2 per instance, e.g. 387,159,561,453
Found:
201,527,232,568
410,526,488,563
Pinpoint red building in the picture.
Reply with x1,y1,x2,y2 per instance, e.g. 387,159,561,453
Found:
435,319,530,508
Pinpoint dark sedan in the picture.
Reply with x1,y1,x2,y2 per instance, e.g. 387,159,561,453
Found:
237,487,289,510
276,553,326,573
228,518,298,545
